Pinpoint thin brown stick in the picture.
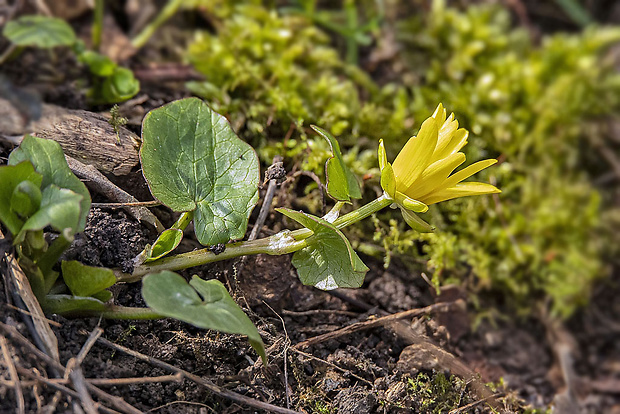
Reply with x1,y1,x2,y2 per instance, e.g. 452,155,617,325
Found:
5,303,63,327
86,332,302,414
77,327,104,364
294,301,455,349
91,201,161,208
448,392,503,414
68,360,98,414
282,309,360,317
13,366,121,414
0,323,141,414
0,335,25,414
0,373,183,387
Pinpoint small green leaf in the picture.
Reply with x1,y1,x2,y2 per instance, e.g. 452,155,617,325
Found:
61,260,116,297
98,67,140,103
44,295,107,315
11,180,42,218
3,15,76,48
277,208,369,289
141,98,260,245
0,162,42,235
79,50,116,76
311,125,361,202
9,135,91,232
16,185,83,243
145,229,184,262
142,271,266,363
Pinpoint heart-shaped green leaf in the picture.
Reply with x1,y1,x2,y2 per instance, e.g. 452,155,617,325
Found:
141,98,260,245
311,125,361,202
142,271,266,363
3,15,76,48
277,208,368,290
9,135,91,232
61,260,116,297
0,162,42,235
16,185,83,243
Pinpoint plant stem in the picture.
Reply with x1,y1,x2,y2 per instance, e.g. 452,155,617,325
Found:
68,305,163,320
92,0,104,51
125,194,392,281
131,0,184,49
172,211,193,230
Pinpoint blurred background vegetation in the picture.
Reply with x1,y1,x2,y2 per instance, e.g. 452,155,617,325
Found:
181,0,620,319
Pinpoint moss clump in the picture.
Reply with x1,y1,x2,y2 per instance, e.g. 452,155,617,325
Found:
186,0,620,318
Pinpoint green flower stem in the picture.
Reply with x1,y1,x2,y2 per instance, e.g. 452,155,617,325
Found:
333,193,392,230
124,194,392,282
131,0,184,49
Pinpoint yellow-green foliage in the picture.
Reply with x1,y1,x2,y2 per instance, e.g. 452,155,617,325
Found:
395,1,620,317
186,0,620,318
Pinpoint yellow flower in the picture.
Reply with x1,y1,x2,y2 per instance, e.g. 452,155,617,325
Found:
379,104,501,231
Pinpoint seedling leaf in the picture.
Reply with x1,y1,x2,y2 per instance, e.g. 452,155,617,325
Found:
9,135,91,232
0,162,42,235
145,229,184,262
16,185,83,243
142,271,266,363
3,15,76,48
61,260,116,297
277,208,368,289
311,125,362,202
141,98,259,245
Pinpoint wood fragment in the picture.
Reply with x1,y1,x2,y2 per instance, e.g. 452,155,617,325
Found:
0,100,140,176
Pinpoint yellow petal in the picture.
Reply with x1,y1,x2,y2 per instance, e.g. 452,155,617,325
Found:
432,103,446,123
440,159,498,190
395,191,428,213
392,117,439,191
400,208,434,232
422,182,501,205
432,128,468,162
405,152,466,199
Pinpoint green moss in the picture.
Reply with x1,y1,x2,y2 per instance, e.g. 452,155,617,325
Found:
186,0,620,318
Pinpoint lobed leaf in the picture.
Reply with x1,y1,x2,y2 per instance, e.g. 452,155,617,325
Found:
277,208,368,290
141,98,260,245
142,271,266,363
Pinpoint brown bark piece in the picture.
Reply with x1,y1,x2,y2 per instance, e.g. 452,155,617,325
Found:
0,99,140,176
